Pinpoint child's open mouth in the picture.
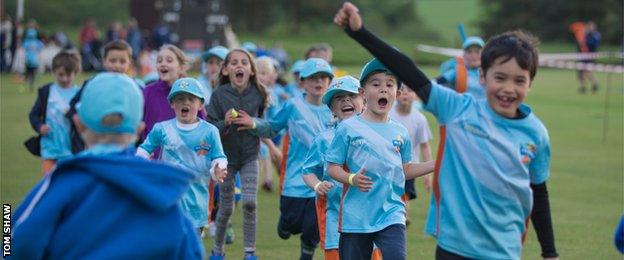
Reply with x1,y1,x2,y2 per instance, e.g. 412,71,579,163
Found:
378,98,388,108
341,105,355,113
496,95,516,108
159,68,169,74
181,107,190,116
235,71,244,80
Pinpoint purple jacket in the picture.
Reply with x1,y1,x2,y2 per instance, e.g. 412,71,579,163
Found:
141,80,206,142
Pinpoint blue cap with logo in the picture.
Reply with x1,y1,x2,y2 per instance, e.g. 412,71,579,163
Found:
462,36,485,49
167,77,205,103
322,75,361,107
299,58,334,80
202,45,229,61
290,60,305,74
77,72,144,134
359,58,396,85
241,42,257,53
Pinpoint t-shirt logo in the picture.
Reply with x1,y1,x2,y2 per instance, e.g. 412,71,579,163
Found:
392,135,403,153
195,139,211,156
520,142,537,164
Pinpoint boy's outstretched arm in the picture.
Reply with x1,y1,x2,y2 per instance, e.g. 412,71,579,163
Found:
334,2,432,104
531,182,559,259
403,160,435,180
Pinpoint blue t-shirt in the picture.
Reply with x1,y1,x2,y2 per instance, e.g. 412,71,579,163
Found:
40,84,79,160
140,119,226,227
23,38,44,68
302,128,342,249
424,83,550,259
326,115,412,233
268,96,332,198
441,66,485,100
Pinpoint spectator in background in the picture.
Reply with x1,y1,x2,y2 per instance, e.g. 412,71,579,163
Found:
579,21,601,94
126,18,142,62
270,42,289,70
80,19,102,71
151,23,171,49
23,28,44,91
106,21,125,44
0,14,12,72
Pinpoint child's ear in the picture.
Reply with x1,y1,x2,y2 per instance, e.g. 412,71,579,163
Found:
222,68,229,76
170,103,176,110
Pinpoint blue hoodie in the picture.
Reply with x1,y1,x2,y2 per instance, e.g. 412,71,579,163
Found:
11,146,204,259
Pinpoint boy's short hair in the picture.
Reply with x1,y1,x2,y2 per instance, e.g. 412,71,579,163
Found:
103,40,133,60
52,51,81,74
481,30,539,80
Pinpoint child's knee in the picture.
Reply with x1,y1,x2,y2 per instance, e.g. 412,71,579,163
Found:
242,200,256,212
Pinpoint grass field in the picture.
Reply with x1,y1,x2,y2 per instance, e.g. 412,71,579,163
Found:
1,63,622,258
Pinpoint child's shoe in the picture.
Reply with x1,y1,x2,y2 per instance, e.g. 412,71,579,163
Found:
243,252,257,260
210,251,225,260
225,223,235,244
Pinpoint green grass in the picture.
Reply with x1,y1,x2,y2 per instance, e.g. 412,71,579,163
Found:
1,64,623,258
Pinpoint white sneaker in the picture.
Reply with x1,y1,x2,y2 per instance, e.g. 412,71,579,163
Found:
208,223,217,237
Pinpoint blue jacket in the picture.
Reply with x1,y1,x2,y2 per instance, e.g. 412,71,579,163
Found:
11,148,204,259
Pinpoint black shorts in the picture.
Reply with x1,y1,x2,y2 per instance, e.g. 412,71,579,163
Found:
279,196,319,246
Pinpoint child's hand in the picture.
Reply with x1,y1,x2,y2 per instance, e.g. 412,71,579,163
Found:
333,2,362,31
224,109,236,126
231,110,255,131
351,167,372,192
268,145,282,166
314,181,334,196
39,124,50,135
213,165,227,183
424,175,433,193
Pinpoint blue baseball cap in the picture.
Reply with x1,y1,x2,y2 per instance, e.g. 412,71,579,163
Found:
167,77,205,103
322,75,361,107
241,42,257,53
359,58,396,85
201,45,229,61
299,58,334,80
290,60,305,74
77,72,144,134
462,36,485,49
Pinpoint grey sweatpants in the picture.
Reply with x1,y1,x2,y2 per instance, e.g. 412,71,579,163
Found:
212,159,259,254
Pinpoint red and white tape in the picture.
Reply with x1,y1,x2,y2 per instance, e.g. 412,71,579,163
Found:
416,44,624,73
539,59,624,73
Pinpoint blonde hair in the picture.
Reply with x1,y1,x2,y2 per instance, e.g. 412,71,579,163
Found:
159,44,189,76
217,49,269,113
255,56,276,74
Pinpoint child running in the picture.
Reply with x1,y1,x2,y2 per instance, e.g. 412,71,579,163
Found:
334,2,558,259
325,58,435,260
66,40,144,154
255,58,335,260
205,48,272,260
301,75,364,260
13,73,204,259
198,45,229,109
28,51,81,174
137,77,228,233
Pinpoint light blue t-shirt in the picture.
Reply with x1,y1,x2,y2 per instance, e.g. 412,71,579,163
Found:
196,75,213,109
40,84,79,160
302,127,341,249
268,96,332,198
266,84,287,121
140,119,226,228
23,38,44,68
424,83,550,259
441,66,486,100
326,115,413,233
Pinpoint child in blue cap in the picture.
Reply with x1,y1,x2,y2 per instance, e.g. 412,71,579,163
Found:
285,59,305,98
12,72,205,259
198,45,229,109
301,75,366,260
436,36,486,99
335,3,558,259
253,58,336,260
28,51,81,174
137,77,228,232
324,58,435,260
